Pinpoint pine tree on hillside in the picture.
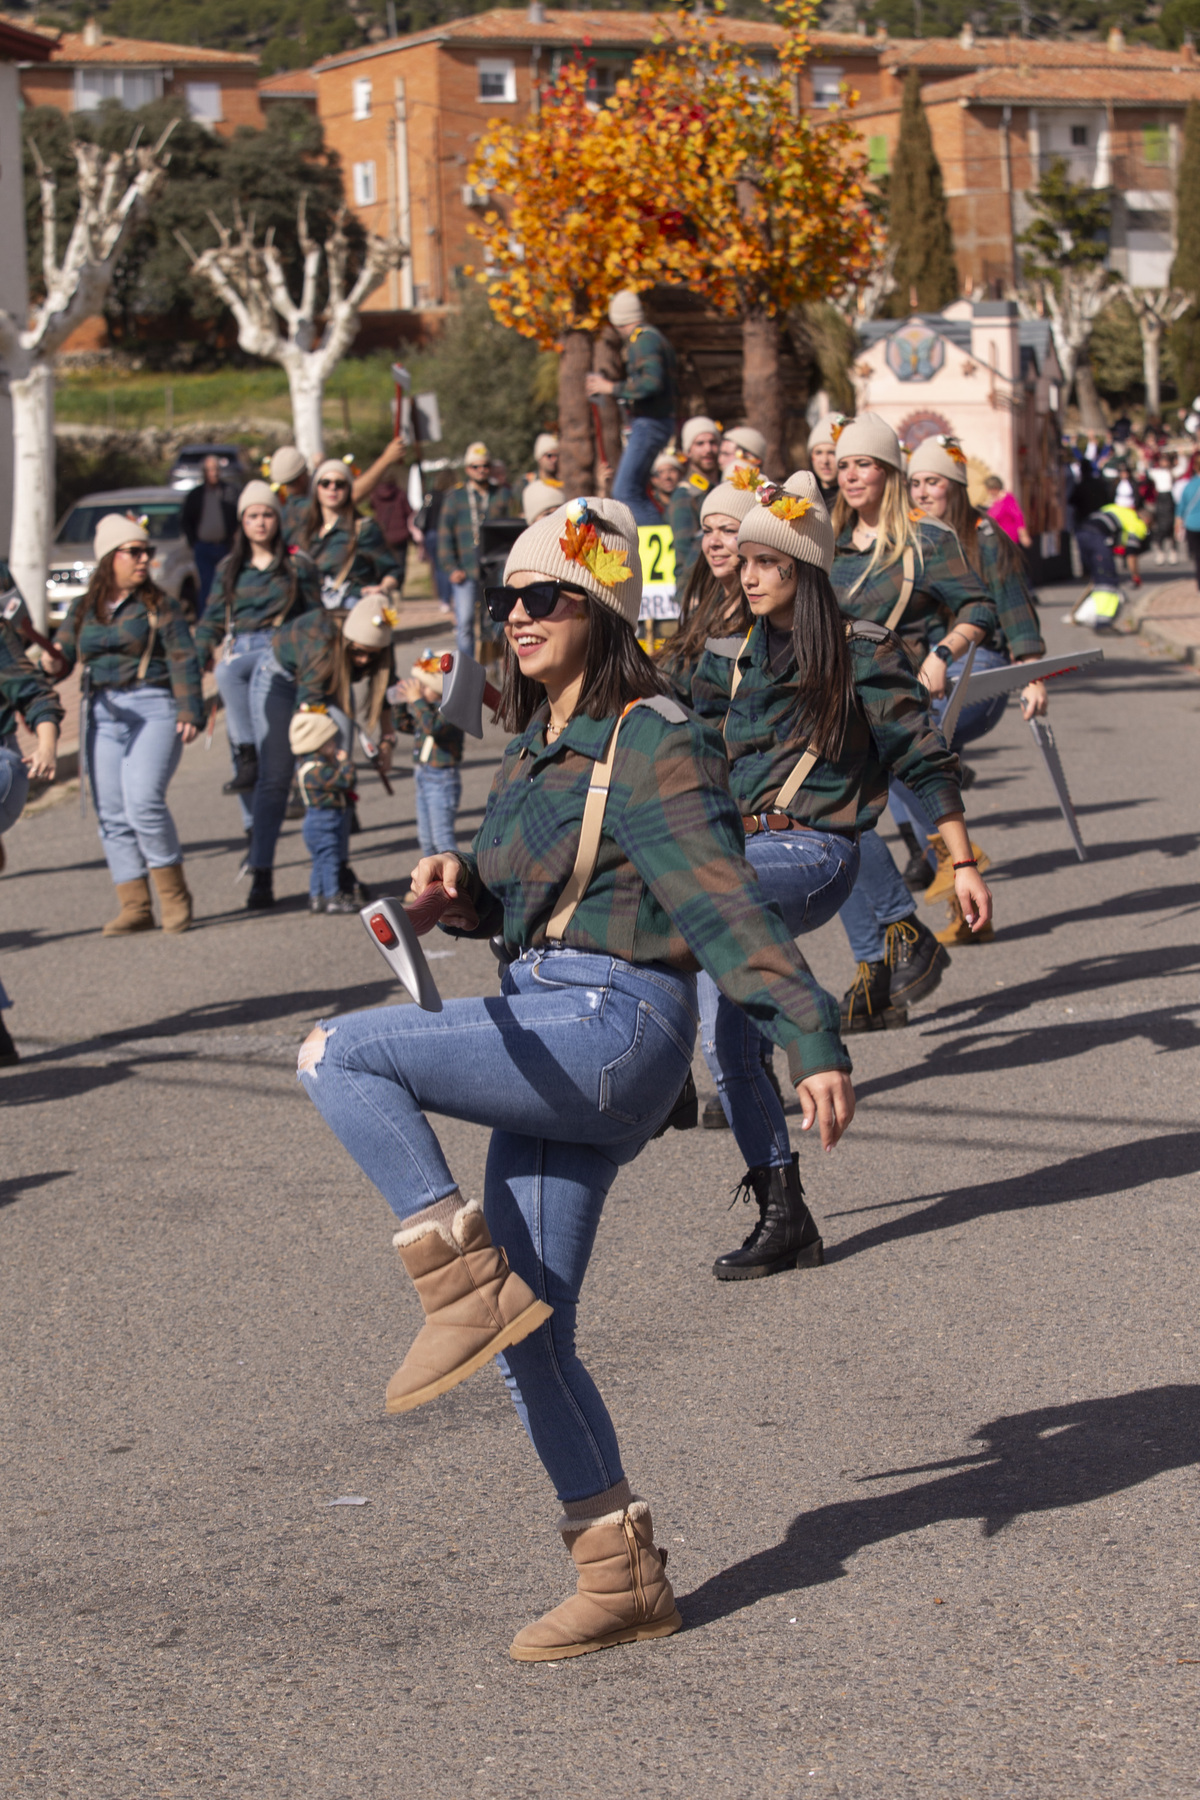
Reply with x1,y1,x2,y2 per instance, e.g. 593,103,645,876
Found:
882,71,959,318
1168,102,1200,406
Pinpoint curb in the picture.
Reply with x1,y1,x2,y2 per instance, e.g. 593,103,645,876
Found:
1138,617,1198,667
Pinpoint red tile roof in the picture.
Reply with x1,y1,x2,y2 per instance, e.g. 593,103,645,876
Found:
882,33,1199,72
849,63,1200,116
0,11,55,59
260,66,318,97
50,30,257,68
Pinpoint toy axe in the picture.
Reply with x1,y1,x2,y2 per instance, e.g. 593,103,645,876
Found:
940,648,1104,747
437,651,501,739
360,896,444,1011
1028,717,1088,862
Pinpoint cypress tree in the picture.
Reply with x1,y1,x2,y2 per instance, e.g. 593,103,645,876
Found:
1168,102,1200,406
883,70,959,318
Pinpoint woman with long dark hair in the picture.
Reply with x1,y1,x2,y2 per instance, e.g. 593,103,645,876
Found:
829,415,998,1029
54,515,203,934
296,460,402,610
194,481,321,834
690,474,986,1277
296,498,855,1662
656,479,755,703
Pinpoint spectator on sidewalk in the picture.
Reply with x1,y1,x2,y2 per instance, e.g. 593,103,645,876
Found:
585,291,678,526
984,474,1033,549
436,443,513,661
182,455,239,614
667,416,721,588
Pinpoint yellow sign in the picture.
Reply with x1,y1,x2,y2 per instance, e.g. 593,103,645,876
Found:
638,524,677,620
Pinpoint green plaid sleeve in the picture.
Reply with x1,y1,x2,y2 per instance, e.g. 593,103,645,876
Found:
615,329,666,406
919,521,997,638
977,522,1044,659
851,629,962,822
159,597,204,727
0,619,64,737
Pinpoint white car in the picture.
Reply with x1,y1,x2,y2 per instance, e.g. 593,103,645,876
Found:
47,488,200,626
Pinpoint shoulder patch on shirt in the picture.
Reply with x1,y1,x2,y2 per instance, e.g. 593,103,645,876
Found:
705,634,747,658
637,694,689,725
846,619,890,642
688,471,710,490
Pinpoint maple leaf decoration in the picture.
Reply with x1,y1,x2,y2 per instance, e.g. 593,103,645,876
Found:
829,419,846,444
560,515,633,587
730,465,763,492
937,436,967,467
769,495,813,522
373,606,401,629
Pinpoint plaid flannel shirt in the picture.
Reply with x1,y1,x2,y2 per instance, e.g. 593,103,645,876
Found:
302,515,402,602
272,609,338,708
691,619,962,834
297,750,354,810
833,517,997,657
614,325,678,422
0,614,64,740
667,471,712,587
436,483,514,582
445,700,849,1080
55,590,204,728
406,696,463,769
280,492,311,546
194,551,321,662
975,517,1044,659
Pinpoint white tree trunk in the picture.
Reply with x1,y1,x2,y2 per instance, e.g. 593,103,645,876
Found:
9,361,56,634
284,355,327,464
1141,317,1163,418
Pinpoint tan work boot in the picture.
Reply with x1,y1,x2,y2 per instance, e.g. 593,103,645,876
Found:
510,1499,683,1662
151,862,193,934
936,894,995,946
386,1194,552,1414
102,877,155,936
924,833,990,905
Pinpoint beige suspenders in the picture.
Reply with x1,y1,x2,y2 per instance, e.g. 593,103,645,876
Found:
544,702,638,942
723,627,819,815
884,545,916,631
135,603,159,681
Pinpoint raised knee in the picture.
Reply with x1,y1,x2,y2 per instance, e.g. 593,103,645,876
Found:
297,1024,331,1077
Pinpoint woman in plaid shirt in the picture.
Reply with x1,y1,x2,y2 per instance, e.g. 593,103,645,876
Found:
55,514,202,936
298,497,855,1664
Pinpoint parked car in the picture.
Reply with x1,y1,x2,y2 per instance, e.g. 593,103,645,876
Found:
46,489,200,626
168,443,248,493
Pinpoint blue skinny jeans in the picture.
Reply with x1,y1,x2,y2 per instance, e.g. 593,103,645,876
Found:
246,651,298,870
215,629,274,831
299,945,698,1503
698,826,859,1170
414,765,461,855
839,646,1010,963
303,808,346,898
0,736,30,836
87,685,183,884
612,417,673,526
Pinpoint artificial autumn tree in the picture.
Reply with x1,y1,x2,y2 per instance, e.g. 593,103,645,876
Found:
883,71,959,318
1168,102,1200,407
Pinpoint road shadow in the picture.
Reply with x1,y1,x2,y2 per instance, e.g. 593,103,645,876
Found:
683,1384,1200,1625
956,882,1200,947
819,1129,1200,1262
993,830,1200,884
0,1169,75,1210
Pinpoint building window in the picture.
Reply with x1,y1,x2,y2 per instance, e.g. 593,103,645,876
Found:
353,77,372,120
811,64,843,107
868,135,889,178
352,160,377,206
1070,124,1088,147
73,67,162,111
478,58,516,103
186,82,222,124
1142,124,1169,166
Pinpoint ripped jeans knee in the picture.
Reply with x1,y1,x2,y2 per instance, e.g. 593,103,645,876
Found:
297,1021,334,1078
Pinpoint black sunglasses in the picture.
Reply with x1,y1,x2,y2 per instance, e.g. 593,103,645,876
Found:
484,580,588,623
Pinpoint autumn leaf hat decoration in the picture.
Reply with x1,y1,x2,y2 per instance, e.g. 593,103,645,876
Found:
906,432,970,488
736,471,836,576
504,495,643,627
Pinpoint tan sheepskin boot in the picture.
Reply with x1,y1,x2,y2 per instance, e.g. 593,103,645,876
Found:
510,1495,683,1662
936,893,995,946
386,1194,552,1415
102,877,155,936
151,862,193,934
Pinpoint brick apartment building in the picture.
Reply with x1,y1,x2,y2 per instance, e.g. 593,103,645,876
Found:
19,15,262,134
312,5,882,316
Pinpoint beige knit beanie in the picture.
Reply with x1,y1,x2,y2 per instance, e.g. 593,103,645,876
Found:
907,435,969,486
503,497,642,626
237,479,283,520
807,412,846,454
93,513,149,563
269,445,307,485
521,480,563,525
722,425,767,464
700,481,760,526
736,472,835,574
533,432,559,461
608,290,644,328
834,411,903,472
681,416,720,455
288,708,339,756
314,458,353,489
343,594,397,648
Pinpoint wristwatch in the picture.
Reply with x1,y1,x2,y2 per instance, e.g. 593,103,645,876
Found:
932,643,955,666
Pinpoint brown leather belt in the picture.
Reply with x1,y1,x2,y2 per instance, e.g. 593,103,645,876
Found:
741,814,859,842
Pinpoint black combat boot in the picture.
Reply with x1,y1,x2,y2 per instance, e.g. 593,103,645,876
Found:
245,868,274,910
222,744,259,794
840,960,908,1033
0,1014,19,1067
884,913,950,1007
712,1153,824,1281
896,821,935,892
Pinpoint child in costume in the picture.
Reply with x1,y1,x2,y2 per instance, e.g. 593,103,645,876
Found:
395,653,464,856
289,708,357,914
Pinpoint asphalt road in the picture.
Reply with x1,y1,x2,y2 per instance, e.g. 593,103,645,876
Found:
2,596,1198,1798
